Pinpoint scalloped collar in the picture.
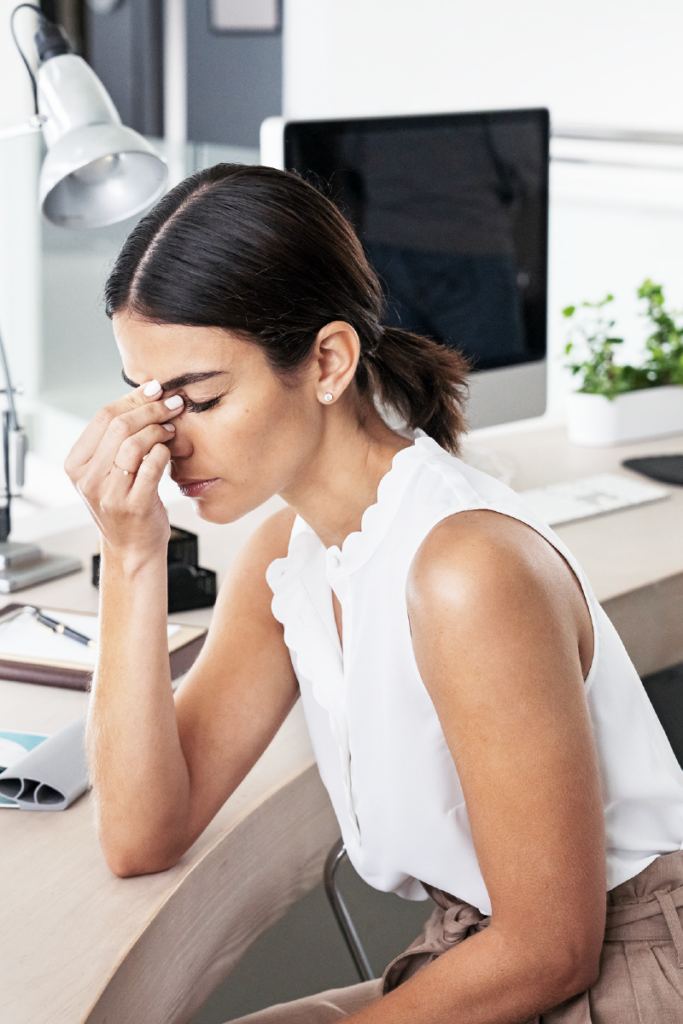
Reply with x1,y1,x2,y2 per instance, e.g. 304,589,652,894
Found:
266,431,444,592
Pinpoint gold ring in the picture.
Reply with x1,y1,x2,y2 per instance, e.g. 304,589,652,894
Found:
112,461,136,477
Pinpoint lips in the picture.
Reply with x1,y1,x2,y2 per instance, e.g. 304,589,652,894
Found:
173,478,219,498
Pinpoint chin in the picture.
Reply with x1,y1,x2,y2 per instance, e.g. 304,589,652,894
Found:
189,487,272,527
189,493,235,525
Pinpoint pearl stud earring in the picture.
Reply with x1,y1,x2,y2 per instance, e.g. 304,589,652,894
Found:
324,392,334,403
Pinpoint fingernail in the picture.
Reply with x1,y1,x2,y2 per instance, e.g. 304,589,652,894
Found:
143,379,162,396
164,395,183,410
162,423,176,432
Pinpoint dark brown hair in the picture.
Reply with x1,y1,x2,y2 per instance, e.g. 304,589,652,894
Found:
105,163,469,451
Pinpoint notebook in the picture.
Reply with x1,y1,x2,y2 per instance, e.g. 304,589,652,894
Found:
0,720,88,811
0,729,48,807
0,603,207,690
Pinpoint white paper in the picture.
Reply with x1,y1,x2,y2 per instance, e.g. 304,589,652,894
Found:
0,609,180,667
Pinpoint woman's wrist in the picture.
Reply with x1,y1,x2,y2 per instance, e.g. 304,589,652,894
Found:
100,541,168,582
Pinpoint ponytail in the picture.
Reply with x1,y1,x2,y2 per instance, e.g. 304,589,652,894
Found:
357,328,469,454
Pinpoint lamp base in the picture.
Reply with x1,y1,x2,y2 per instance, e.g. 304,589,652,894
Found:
0,543,82,593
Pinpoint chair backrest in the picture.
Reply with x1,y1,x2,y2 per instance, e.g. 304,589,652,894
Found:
323,839,375,982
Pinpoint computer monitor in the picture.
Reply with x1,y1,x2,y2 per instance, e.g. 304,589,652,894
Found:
260,109,549,429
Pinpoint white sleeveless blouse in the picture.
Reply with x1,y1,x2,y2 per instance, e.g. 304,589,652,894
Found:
266,433,683,914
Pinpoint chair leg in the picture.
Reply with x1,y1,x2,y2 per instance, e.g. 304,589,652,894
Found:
323,838,375,982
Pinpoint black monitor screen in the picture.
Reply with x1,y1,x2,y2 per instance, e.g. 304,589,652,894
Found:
285,109,549,372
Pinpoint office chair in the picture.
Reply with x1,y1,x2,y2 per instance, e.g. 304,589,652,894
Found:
324,839,375,982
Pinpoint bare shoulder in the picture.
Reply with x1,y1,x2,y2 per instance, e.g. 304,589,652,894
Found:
409,509,577,605
407,510,593,677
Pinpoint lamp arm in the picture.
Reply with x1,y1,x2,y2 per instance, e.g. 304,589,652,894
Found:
0,329,12,541
0,328,27,507
0,329,20,433
10,3,43,116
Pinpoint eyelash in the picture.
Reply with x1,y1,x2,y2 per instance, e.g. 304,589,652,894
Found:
184,396,222,414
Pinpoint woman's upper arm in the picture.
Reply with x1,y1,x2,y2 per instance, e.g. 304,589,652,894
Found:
407,510,605,975
173,507,299,841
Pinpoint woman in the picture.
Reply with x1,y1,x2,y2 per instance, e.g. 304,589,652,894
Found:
67,164,683,1023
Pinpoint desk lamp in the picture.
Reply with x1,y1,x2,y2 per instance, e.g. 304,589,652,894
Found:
0,4,168,590
8,3,167,226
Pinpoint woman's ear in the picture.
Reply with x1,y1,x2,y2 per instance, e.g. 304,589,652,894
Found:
313,321,360,405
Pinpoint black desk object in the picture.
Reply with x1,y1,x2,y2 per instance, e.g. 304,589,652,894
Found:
623,455,683,487
91,526,217,613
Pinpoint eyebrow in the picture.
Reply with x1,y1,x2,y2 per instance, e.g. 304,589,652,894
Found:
121,370,228,391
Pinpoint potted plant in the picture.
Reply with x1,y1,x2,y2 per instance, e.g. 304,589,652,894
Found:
563,281,683,446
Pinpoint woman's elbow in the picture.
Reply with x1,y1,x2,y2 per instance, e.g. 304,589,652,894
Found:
559,958,601,1002
544,940,602,1004
105,846,182,878
100,830,187,878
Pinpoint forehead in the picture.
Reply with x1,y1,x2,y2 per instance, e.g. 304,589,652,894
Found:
113,314,257,378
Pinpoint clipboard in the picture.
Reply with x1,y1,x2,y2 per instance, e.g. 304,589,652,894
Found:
0,603,207,691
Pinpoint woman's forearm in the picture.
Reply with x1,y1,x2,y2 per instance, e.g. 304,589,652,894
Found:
88,544,191,876
352,921,598,1024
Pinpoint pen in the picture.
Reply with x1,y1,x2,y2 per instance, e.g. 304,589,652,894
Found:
33,609,97,649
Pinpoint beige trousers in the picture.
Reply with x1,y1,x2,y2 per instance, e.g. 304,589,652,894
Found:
226,849,683,1024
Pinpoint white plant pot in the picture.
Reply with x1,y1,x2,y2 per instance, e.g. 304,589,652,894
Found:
566,385,683,447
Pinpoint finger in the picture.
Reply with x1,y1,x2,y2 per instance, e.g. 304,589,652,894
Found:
103,425,174,500
98,433,172,512
130,443,172,503
65,379,164,476
83,395,183,483
112,423,176,477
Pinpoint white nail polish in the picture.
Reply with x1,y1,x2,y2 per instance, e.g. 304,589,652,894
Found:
164,395,184,410
143,379,162,396
162,423,176,432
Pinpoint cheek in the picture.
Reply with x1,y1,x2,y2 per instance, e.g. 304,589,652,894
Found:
235,382,312,439
196,387,311,461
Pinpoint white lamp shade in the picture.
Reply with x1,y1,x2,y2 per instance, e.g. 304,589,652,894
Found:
40,123,167,228
37,55,167,229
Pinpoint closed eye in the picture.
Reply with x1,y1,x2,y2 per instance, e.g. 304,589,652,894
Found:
184,395,222,413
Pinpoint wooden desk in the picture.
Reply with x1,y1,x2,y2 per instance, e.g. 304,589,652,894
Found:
2,427,683,1024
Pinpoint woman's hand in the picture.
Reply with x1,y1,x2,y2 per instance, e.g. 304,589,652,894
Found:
64,380,185,570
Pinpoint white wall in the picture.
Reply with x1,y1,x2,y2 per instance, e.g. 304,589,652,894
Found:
284,0,683,129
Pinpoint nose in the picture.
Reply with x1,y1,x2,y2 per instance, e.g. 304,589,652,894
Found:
164,421,193,459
